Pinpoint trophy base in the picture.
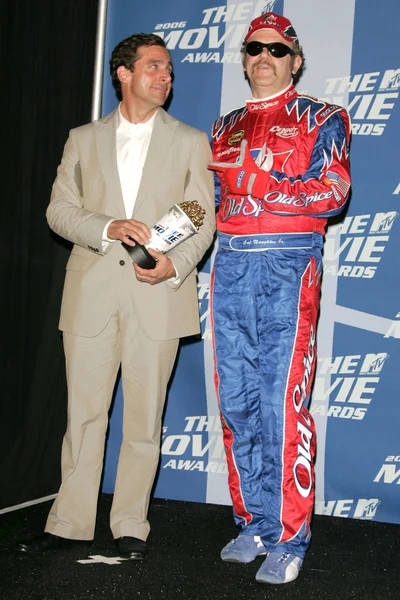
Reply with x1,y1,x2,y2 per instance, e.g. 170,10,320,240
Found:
121,242,157,269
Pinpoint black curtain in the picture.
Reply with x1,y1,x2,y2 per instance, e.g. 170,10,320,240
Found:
0,0,99,508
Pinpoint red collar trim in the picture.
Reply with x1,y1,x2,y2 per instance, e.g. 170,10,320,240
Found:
246,85,298,113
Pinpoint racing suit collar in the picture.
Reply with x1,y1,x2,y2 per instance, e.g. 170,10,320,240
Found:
246,83,297,113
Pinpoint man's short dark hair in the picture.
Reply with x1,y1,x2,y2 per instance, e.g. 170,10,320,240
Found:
291,43,305,86
110,33,167,101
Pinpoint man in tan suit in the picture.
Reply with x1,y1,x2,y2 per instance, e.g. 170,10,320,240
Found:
17,33,215,559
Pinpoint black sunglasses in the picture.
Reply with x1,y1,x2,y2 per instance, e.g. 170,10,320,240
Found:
245,41,295,58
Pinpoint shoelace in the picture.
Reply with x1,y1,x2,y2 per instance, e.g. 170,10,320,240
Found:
278,552,290,563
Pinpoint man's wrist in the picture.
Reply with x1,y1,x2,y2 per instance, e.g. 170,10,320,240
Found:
167,260,180,284
102,219,116,242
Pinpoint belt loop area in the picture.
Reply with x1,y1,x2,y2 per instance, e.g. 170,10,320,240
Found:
218,232,316,252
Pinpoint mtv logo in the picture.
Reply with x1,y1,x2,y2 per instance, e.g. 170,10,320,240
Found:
370,211,399,233
360,353,389,374
261,0,278,14
379,69,400,90
390,73,400,88
353,499,381,520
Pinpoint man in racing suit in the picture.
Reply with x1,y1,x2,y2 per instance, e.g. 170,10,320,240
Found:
208,12,351,584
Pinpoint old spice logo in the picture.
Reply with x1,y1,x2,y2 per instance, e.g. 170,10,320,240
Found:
293,324,315,415
270,125,298,138
264,190,333,207
248,99,279,111
285,88,297,100
292,324,316,499
228,130,245,145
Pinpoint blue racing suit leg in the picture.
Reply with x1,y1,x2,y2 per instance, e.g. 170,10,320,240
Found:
211,232,323,559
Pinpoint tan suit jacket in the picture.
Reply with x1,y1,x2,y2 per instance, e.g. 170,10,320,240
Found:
46,108,215,340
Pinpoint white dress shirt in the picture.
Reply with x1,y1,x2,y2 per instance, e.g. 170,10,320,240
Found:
116,106,156,218
102,106,156,241
102,106,178,282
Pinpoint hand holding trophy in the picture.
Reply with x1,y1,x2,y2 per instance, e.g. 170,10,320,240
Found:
122,201,206,269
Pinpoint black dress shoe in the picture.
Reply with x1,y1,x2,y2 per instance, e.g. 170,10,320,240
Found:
115,536,148,560
16,532,92,554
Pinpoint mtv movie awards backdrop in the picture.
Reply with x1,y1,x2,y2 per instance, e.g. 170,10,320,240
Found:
100,0,400,524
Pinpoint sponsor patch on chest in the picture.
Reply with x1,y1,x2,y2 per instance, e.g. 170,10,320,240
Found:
228,130,245,145
270,125,299,138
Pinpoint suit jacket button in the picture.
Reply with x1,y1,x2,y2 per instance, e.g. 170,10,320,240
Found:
119,260,125,266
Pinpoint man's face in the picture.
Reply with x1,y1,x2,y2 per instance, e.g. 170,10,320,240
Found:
119,44,173,110
243,29,302,98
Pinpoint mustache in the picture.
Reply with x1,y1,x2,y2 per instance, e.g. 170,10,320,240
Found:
252,60,276,75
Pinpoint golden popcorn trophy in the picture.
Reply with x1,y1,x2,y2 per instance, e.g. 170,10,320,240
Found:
122,201,206,269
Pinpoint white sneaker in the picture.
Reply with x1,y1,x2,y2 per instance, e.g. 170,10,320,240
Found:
256,551,303,584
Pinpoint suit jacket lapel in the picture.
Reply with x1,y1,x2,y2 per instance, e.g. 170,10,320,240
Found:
94,108,126,219
133,108,178,217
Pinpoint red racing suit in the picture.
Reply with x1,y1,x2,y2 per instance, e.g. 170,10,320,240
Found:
210,84,351,557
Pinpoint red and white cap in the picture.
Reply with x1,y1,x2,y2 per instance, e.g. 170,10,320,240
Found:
244,12,298,44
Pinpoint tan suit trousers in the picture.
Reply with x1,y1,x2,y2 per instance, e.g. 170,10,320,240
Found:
45,266,179,541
